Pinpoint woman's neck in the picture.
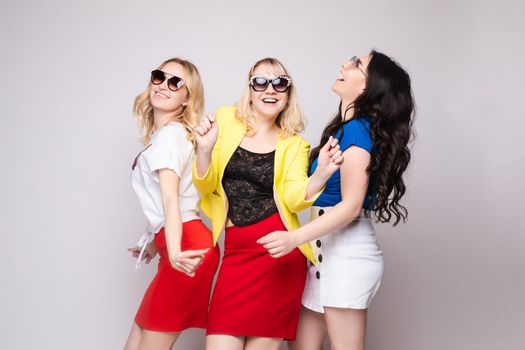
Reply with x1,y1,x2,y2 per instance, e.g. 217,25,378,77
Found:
153,109,181,131
254,112,280,136
340,100,356,122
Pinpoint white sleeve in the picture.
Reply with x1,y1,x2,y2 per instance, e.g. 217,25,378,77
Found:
145,124,193,177
137,231,154,247
134,231,154,270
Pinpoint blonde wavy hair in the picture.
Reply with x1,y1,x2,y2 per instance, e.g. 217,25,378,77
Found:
133,58,204,145
237,58,305,137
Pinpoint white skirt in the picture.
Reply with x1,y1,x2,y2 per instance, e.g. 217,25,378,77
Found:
302,206,384,312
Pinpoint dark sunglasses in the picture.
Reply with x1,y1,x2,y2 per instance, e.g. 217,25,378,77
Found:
150,70,185,91
249,75,291,92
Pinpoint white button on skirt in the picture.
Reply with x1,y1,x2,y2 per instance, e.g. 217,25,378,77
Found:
302,206,384,312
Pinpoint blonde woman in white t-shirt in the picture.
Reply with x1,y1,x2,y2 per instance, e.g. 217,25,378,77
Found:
124,58,220,350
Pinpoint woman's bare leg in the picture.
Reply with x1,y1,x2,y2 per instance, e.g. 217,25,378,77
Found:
245,336,281,350
124,322,142,350
206,334,244,350
324,307,367,350
288,307,327,350
138,329,180,350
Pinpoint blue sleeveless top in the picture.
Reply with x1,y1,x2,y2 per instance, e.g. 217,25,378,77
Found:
310,117,375,209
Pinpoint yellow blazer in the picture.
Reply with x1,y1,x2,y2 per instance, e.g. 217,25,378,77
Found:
192,106,320,264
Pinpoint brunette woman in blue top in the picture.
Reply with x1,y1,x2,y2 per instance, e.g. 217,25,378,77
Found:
259,50,414,350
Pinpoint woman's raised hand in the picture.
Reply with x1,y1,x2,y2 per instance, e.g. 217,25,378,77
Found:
316,136,344,178
194,113,219,154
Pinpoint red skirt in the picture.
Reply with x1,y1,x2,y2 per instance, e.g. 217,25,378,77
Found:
135,220,220,332
207,213,307,340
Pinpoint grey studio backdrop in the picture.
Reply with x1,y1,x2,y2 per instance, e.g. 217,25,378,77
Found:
1,0,524,349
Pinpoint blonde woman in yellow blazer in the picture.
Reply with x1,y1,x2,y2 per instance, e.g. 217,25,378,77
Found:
192,58,343,350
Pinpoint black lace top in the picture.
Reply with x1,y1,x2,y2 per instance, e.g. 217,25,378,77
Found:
222,146,278,226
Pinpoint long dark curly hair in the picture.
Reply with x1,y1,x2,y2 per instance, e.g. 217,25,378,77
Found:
309,50,415,225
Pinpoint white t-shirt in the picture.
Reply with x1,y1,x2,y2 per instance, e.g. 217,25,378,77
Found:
131,122,200,248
